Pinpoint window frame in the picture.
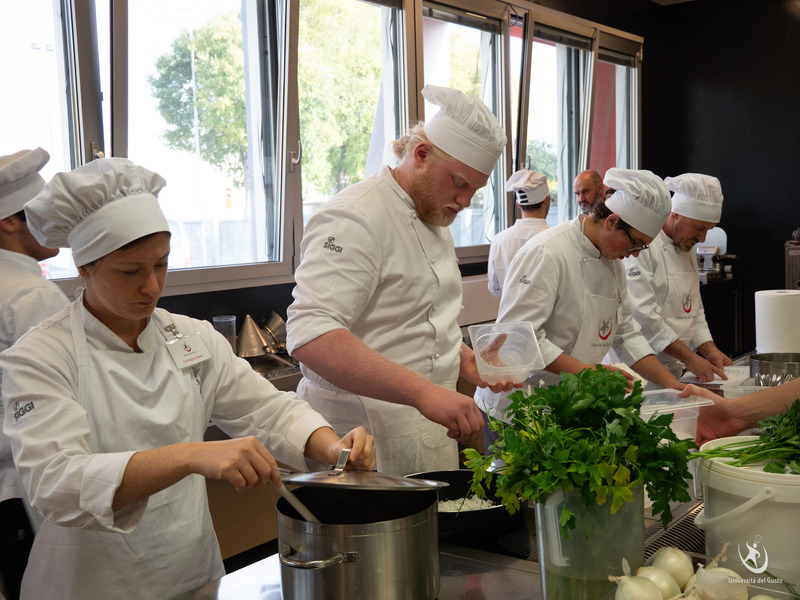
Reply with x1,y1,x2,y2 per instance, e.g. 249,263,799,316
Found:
58,0,642,299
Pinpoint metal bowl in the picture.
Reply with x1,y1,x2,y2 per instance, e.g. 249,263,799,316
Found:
407,469,525,541
749,352,800,387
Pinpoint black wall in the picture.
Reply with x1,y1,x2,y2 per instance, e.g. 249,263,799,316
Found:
163,0,800,354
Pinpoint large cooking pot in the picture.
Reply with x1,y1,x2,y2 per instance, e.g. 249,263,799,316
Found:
276,486,439,600
749,352,800,386
408,469,526,542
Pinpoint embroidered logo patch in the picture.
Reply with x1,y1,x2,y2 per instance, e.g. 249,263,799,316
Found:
323,236,343,253
13,401,35,423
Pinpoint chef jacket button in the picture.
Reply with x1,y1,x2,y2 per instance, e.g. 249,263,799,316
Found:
431,258,437,264
434,353,440,359
412,214,418,220
432,305,437,312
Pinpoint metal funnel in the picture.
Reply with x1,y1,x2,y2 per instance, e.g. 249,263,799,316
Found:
237,314,270,358
262,311,287,352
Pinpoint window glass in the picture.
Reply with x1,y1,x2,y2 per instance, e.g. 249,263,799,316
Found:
422,3,505,248
297,0,403,226
126,0,272,269
590,56,636,173
526,26,592,225
0,0,77,279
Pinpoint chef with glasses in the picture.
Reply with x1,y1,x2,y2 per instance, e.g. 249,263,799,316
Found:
475,168,684,430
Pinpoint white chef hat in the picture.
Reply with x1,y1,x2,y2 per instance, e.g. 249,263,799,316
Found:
603,168,671,238
664,173,723,223
0,148,50,220
422,84,506,175
25,157,169,267
505,169,549,206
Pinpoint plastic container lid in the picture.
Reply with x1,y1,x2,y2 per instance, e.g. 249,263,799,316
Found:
639,389,715,415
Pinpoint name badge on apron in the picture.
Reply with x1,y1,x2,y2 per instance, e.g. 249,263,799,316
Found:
163,323,211,369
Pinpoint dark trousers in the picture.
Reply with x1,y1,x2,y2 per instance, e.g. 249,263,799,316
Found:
0,498,35,600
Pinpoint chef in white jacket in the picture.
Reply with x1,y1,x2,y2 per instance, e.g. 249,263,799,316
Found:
0,148,68,600
287,85,515,475
0,158,375,600
623,173,731,381
475,169,683,426
487,169,550,298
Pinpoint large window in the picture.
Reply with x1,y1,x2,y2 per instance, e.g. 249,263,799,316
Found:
508,7,642,231
422,2,507,249
296,0,405,225
1,0,642,293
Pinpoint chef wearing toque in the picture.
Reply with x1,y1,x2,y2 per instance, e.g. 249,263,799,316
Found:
475,169,683,430
0,157,375,600
487,169,550,298
287,85,517,475
623,173,731,381
0,148,68,600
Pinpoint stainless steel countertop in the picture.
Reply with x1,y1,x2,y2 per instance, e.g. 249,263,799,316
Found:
175,542,542,600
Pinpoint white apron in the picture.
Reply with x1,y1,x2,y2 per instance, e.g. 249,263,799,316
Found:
21,309,223,600
659,268,702,378
297,373,457,476
534,256,621,388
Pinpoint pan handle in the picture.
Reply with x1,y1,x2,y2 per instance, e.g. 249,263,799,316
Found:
279,544,360,570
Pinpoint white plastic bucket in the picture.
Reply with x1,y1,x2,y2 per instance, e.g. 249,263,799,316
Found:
694,436,800,594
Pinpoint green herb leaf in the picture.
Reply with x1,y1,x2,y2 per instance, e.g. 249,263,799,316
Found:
468,366,695,536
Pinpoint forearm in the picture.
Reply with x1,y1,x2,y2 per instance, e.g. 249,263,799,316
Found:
303,426,342,465
662,338,699,364
291,329,436,410
112,443,195,511
546,352,592,377
735,379,800,428
630,354,682,389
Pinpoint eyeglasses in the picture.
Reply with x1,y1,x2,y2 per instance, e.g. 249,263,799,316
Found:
623,228,648,252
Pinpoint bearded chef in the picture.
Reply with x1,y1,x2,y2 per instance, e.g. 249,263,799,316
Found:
475,169,683,432
623,173,731,381
0,157,374,600
487,169,550,298
0,148,68,600
287,85,516,476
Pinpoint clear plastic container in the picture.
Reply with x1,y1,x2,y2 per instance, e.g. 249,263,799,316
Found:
467,321,544,385
640,390,715,441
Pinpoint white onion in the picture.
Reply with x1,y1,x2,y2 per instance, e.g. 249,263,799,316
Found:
692,566,748,600
609,575,664,600
635,565,681,599
750,596,782,600
651,546,695,590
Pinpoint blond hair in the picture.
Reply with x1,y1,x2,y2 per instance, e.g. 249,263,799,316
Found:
391,122,452,163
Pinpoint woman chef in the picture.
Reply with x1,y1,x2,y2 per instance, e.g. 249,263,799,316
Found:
0,158,375,600
474,169,684,432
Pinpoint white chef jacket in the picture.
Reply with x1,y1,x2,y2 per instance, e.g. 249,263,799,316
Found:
487,217,549,297
0,248,68,509
623,229,712,374
287,165,460,475
475,218,654,420
0,300,330,600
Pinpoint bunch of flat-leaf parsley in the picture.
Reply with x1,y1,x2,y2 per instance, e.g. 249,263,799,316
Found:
464,366,695,537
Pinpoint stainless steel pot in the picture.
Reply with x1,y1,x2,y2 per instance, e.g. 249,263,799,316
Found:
276,486,439,600
749,352,800,386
